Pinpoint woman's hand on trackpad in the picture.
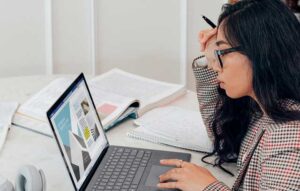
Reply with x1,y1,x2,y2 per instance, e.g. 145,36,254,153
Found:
157,159,218,191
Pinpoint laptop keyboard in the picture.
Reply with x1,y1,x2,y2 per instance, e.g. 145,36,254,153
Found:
91,147,152,191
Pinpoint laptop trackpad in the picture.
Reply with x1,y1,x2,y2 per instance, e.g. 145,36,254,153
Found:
145,165,173,187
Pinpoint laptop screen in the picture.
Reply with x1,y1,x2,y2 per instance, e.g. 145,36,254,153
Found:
47,74,108,190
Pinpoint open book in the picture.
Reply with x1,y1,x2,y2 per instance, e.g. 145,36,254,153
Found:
127,106,213,153
13,69,186,137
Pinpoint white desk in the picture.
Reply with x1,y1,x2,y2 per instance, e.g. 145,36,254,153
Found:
0,75,237,190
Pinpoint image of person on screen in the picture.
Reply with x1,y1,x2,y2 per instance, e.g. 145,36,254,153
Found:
158,0,300,190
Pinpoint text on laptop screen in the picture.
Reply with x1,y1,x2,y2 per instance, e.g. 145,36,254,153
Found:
49,78,108,189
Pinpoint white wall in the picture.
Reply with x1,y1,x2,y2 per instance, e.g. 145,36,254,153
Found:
0,0,46,76
187,0,224,90
52,0,93,74
95,0,183,83
0,0,224,90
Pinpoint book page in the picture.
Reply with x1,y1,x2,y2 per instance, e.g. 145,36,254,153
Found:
129,106,213,152
0,102,19,151
13,78,73,136
14,76,138,136
90,68,186,115
0,102,19,125
17,78,72,121
87,88,137,128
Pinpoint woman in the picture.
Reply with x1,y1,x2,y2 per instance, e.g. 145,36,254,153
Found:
157,0,300,190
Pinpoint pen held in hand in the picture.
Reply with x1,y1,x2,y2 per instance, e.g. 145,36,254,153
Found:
202,15,217,28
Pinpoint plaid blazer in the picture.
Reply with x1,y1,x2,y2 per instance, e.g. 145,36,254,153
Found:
192,63,300,191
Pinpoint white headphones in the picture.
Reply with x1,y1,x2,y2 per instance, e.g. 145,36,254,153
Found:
0,165,46,191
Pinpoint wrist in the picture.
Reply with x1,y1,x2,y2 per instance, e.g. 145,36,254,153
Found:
192,56,208,68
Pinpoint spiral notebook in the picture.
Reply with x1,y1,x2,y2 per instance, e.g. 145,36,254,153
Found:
127,106,213,153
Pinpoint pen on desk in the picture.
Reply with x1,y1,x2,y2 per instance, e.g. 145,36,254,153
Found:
202,15,216,28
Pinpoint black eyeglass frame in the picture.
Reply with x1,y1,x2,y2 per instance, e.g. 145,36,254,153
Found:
214,46,242,68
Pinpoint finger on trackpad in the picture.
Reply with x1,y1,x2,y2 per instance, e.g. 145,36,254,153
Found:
145,165,173,187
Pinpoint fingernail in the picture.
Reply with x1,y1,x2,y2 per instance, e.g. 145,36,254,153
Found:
160,160,165,162
157,183,161,187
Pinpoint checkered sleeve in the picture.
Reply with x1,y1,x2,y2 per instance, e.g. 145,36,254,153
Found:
260,122,300,190
260,150,300,190
203,181,231,191
192,65,219,142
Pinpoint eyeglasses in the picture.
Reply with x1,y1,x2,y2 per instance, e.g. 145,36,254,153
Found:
214,46,242,68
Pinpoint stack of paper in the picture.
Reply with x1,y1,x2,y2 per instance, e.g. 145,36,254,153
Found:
127,106,213,153
0,102,19,152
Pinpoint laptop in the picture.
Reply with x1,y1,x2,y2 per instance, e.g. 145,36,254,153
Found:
46,73,191,191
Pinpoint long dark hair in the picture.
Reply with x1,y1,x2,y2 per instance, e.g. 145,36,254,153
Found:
202,0,300,175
